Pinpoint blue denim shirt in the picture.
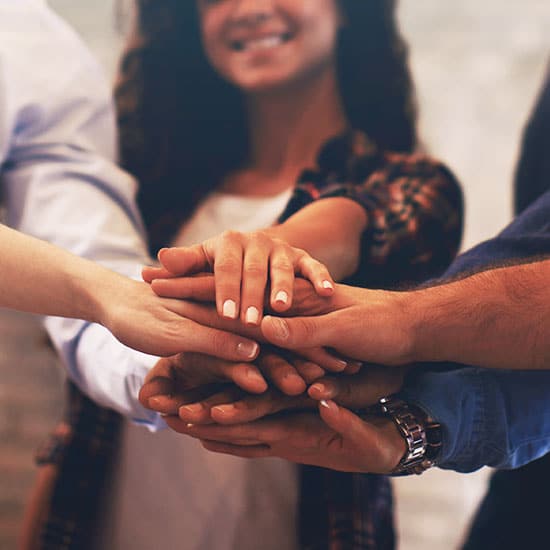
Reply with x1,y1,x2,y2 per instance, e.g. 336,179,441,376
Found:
400,190,550,472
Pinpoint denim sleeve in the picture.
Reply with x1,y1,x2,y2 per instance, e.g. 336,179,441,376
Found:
398,191,550,472
399,367,550,472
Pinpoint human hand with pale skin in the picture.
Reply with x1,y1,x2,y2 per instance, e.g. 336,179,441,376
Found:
143,229,335,327
139,279,365,422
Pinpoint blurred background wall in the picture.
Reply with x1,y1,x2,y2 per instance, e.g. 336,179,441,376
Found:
0,0,549,548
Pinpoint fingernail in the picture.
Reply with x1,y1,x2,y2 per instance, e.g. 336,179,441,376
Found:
322,280,334,290
237,341,259,359
148,397,162,408
245,306,260,325
181,403,204,415
320,400,330,409
310,383,326,395
275,291,289,305
223,300,237,319
335,359,348,371
268,317,290,341
213,404,235,416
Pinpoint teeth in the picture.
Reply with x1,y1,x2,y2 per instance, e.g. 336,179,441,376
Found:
236,34,287,52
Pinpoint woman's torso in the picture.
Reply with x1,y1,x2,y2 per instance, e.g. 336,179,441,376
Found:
97,188,301,550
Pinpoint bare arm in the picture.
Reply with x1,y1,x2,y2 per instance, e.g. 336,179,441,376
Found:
409,260,550,370
0,224,121,320
261,260,550,370
0,225,259,359
263,197,368,280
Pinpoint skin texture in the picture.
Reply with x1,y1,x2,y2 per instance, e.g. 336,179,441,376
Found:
141,0,370,398
260,261,550,370
197,0,344,94
0,224,259,359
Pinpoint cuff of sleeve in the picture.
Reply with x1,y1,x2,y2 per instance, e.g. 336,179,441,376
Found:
398,367,486,473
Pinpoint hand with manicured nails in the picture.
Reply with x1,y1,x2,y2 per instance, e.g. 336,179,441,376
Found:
142,230,335,326
163,366,408,474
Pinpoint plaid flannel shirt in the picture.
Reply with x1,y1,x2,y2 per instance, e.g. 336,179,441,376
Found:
36,131,463,550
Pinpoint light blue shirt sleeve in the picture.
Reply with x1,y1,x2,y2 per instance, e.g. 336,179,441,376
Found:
0,0,164,428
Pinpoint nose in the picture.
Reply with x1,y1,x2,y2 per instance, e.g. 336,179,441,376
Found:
230,0,276,27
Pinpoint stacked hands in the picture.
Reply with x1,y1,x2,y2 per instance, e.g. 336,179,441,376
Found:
140,231,408,474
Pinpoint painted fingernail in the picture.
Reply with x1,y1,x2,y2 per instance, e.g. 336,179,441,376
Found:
275,291,289,305
223,300,237,319
237,341,259,359
320,400,330,409
322,280,334,290
267,317,290,341
245,306,260,325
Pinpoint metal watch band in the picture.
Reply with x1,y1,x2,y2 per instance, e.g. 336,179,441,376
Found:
378,396,441,476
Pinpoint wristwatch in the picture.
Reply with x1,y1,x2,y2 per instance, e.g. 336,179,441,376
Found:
377,396,442,476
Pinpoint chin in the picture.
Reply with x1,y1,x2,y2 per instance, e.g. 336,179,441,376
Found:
233,69,305,95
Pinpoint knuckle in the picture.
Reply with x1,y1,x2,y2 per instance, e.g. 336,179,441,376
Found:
215,257,242,274
220,229,241,243
271,259,294,272
243,263,267,278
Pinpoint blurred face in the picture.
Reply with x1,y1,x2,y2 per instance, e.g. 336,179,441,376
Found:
196,0,343,93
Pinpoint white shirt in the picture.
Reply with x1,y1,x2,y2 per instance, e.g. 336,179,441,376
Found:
99,190,298,550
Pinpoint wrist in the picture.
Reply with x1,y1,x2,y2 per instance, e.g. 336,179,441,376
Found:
81,267,130,328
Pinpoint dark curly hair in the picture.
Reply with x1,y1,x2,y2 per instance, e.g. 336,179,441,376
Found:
115,0,418,253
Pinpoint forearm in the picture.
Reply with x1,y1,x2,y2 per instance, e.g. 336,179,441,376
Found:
265,197,367,280
0,224,133,324
408,260,550,370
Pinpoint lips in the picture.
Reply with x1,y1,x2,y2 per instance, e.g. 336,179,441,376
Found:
230,32,293,52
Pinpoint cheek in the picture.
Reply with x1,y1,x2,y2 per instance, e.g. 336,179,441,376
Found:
198,10,231,78
292,1,341,63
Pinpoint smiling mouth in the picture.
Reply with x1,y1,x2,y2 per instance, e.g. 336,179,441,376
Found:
231,32,293,53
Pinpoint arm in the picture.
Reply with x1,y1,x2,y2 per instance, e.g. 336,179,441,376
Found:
263,197,368,280
261,260,550,371
145,196,365,326
0,3,257,424
0,224,260,358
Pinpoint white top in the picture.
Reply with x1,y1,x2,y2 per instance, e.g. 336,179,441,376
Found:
98,189,299,550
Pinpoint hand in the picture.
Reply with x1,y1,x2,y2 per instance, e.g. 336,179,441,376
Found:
260,283,415,366
138,352,269,416
140,348,357,420
172,405,406,474
142,230,335,325
164,364,406,429
101,278,259,360
139,276,357,373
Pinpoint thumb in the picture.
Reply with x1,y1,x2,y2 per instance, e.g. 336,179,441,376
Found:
260,314,336,349
158,245,209,275
318,400,376,447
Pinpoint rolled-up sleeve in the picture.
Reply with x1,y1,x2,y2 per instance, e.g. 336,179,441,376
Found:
0,1,161,426
400,367,550,472
399,191,550,472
